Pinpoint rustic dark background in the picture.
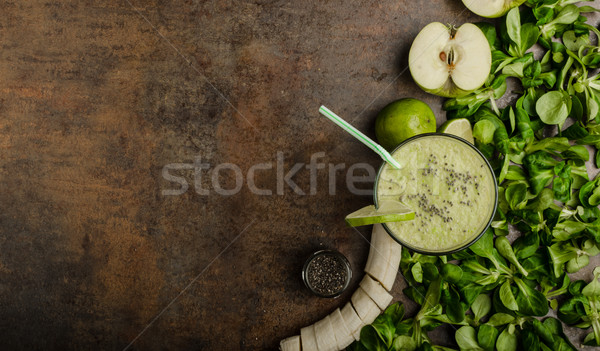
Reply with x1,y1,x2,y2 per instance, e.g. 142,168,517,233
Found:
1,1,599,350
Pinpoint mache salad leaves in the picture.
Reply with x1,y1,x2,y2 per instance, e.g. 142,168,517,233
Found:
351,1,600,350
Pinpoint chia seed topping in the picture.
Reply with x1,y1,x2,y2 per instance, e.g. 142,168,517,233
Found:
306,254,348,296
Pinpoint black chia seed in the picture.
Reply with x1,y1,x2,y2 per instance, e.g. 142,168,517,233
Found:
306,254,347,296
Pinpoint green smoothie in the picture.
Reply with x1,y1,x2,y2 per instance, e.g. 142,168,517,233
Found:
374,134,497,253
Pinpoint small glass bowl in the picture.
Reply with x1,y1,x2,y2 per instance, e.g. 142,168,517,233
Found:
302,250,352,298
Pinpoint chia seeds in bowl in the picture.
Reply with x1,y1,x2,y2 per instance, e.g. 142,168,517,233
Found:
302,250,352,298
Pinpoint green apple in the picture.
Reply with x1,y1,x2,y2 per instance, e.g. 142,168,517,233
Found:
462,0,526,18
408,23,491,98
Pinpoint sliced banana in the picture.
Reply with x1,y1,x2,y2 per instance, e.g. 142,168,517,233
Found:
351,286,381,325
329,308,354,349
364,224,390,287
280,335,301,351
365,224,402,291
340,302,364,340
351,328,362,342
360,275,393,311
314,315,337,351
301,324,318,351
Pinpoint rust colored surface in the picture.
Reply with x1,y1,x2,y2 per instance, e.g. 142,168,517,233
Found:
0,1,598,350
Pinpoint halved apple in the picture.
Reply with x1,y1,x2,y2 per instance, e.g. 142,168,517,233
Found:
408,23,492,98
462,0,526,18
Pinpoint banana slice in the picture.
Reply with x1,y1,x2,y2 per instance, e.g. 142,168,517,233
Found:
351,328,362,342
329,308,354,349
360,275,393,310
351,286,381,325
364,224,402,291
280,335,301,351
387,228,403,286
340,303,364,341
301,324,318,351
314,315,337,351
364,224,390,287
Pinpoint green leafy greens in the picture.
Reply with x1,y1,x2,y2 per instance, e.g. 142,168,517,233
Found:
350,1,600,350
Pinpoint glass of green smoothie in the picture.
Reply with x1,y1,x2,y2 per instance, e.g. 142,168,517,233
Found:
374,133,498,255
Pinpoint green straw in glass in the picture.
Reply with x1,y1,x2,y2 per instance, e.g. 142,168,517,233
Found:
319,105,402,169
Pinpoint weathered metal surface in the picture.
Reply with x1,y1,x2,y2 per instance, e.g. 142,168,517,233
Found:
1,1,599,350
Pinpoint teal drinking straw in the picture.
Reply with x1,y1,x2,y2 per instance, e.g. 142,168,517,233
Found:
319,105,402,169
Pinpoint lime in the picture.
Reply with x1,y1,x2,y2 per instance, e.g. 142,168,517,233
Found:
438,118,474,144
375,98,436,151
345,200,415,227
